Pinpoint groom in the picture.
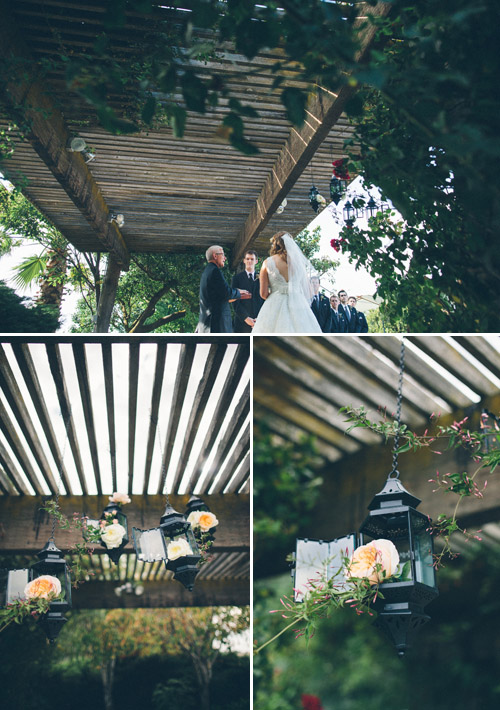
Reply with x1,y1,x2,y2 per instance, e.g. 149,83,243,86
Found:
197,245,251,333
231,250,264,332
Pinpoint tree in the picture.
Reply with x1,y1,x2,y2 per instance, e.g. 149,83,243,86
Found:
0,186,102,318
70,252,204,332
0,280,59,331
295,225,339,283
55,609,159,710
154,606,250,710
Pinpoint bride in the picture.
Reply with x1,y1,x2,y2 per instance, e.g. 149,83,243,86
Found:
253,231,322,334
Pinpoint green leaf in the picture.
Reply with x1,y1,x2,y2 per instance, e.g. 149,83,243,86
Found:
228,97,259,118
97,107,141,135
141,96,156,125
281,87,307,127
399,561,411,581
169,106,186,138
180,71,208,113
229,134,260,155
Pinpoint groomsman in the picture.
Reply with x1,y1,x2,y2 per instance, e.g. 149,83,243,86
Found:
231,250,264,332
337,289,355,333
329,294,347,333
310,276,332,333
348,296,369,333
197,245,251,333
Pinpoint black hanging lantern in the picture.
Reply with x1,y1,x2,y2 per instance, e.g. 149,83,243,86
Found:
359,475,438,656
292,339,438,656
29,540,72,642
133,501,201,592
99,501,129,565
186,495,218,538
366,196,378,219
83,496,130,565
480,409,500,453
309,185,320,212
330,176,348,205
343,200,355,225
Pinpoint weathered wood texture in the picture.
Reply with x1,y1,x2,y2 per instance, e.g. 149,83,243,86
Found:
0,4,130,267
72,578,249,608
0,0,375,260
0,494,249,552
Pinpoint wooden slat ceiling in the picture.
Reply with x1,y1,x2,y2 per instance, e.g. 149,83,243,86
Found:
0,335,250,599
254,335,500,466
0,0,356,260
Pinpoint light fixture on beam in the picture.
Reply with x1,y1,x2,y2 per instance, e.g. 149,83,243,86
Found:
108,213,125,227
67,135,87,152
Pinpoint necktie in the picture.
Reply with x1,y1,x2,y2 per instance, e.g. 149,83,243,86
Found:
345,306,350,321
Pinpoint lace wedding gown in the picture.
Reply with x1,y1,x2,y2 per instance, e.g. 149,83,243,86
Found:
253,255,322,334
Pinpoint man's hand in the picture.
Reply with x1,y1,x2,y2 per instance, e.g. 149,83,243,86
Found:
244,317,256,328
239,290,252,300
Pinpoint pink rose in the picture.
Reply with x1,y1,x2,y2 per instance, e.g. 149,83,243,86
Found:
346,539,400,585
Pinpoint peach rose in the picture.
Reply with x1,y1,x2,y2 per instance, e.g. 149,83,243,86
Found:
346,539,400,585
167,538,192,561
109,492,131,505
187,510,218,531
101,522,127,549
198,512,219,532
24,575,61,600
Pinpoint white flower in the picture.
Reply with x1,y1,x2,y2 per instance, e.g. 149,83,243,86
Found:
101,522,127,549
346,539,400,585
167,538,193,560
109,492,131,505
187,511,202,527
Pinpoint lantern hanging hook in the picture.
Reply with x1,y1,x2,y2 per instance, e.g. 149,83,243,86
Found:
388,338,405,480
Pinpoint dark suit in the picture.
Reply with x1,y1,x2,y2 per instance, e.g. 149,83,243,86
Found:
198,262,242,333
330,308,347,333
338,303,356,333
311,293,332,333
231,270,264,333
354,309,369,333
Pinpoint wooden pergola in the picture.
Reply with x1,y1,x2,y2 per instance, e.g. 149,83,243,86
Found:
0,1,389,330
0,335,250,608
254,335,500,570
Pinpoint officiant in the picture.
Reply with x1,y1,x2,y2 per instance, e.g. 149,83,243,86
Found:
231,250,264,332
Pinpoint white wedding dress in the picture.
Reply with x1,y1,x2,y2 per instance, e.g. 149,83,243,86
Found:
253,236,321,334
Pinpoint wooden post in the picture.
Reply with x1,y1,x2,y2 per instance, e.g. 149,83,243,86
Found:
94,257,122,333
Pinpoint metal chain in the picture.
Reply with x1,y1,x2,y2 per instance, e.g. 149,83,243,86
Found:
389,338,406,479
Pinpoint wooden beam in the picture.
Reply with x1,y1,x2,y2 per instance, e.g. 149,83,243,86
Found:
231,2,391,265
0,7,130,268
0,493,249,553
72,578,249,609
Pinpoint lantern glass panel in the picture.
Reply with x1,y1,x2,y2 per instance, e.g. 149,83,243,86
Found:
163,528,199,563
0,568,29,606
361,510,413,581
31,559,71,609
410,510,436,588
133,527,167,562
294,535,355,602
